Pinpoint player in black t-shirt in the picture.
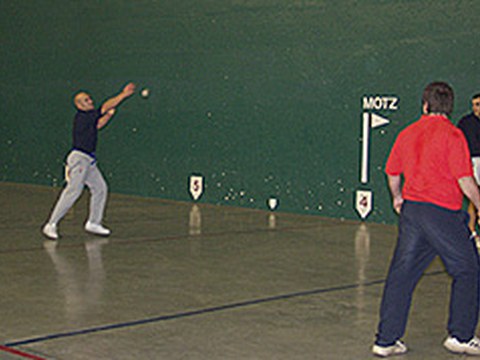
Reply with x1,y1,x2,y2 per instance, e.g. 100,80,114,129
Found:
43,83,136,240
458,93,480,241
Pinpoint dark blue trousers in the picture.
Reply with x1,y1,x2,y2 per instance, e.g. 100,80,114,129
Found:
376,201,480,346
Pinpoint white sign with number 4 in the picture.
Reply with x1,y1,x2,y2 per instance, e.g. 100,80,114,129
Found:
355,190,373,219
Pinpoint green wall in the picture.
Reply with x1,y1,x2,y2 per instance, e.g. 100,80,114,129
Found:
1,0,479,224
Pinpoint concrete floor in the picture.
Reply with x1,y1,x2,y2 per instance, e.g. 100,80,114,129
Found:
0,182,469,359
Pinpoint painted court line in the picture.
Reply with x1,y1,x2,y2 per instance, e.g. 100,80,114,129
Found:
4,271,444,348
0,222,326,255
0,345,48,360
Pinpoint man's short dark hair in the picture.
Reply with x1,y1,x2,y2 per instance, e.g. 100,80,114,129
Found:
472,93,480,101
422,81,454,117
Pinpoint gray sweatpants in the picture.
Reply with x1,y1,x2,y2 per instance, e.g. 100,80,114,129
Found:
47,150,108,226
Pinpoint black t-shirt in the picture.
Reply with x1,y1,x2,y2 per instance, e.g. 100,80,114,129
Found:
458,113,480,157
72,108,102,156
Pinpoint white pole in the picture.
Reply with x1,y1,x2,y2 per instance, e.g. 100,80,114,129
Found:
361,112,370,184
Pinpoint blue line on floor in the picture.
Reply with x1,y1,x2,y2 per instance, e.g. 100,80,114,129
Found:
4,270,445,347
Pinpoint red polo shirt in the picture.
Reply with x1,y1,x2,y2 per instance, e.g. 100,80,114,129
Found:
385,114,472,210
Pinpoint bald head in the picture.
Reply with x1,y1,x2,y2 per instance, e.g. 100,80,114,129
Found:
74,92,95,111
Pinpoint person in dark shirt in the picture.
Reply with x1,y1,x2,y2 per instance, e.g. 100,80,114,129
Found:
43,83,136,240
457,93,480,241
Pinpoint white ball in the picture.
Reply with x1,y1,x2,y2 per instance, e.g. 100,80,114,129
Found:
141,88,150,98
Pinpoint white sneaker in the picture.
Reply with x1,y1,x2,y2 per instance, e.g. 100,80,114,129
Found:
372,341,408,357
42,223,58,240
444,336,480,355
85,221,111,236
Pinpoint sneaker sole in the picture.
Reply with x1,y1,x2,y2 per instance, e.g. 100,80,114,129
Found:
372,350,407,357
42,229,58,240
444,345,480,355
444,341,480,355
85,230,111,237
372,343,407,357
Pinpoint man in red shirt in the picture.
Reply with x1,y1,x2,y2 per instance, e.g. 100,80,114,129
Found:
372,82,480,357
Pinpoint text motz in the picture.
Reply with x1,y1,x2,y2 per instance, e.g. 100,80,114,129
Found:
363,96,399,111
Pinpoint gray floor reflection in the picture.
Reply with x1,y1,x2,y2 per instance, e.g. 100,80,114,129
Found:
43,239,108,322
268,213,276,229
354,223,371,325
189,204,202,236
